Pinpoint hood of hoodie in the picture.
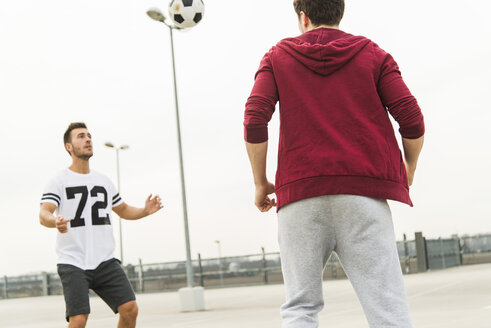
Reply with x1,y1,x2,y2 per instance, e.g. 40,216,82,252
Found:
276,28,371,76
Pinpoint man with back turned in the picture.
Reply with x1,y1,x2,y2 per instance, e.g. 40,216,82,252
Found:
244,1,425,327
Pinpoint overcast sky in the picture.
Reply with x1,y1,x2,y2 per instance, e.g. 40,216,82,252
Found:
0,0,490,276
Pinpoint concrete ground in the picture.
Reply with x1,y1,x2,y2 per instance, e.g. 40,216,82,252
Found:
1,263,490,328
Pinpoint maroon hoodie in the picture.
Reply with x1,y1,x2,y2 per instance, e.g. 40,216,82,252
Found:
244,28,425,209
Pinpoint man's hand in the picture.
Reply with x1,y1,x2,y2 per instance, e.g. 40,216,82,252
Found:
402,136,424,187
144,194,164,216
405,162,416,187
255,182,276,212
56,216,70,233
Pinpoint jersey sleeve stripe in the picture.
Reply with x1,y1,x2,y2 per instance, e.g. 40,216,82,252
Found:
112,197,122,205
42,193,61,201
112,193,120,200
41,196,60,205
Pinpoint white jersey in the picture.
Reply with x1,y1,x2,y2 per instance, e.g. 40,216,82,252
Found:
41,168,123,270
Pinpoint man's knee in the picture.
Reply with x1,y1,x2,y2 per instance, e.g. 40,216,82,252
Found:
118,300,138,320
68,314,88,328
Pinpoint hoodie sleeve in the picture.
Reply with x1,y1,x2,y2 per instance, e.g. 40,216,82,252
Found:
244,48,279,143
375,45,425,139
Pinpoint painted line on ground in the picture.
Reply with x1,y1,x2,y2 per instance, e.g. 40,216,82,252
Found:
408,281,461,299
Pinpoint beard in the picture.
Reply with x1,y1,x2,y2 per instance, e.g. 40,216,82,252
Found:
72,146,93,160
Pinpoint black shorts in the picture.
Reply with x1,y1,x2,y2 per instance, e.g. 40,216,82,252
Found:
57,258,136,322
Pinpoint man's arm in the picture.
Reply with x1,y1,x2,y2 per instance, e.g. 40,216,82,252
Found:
244,50,278,144
375,47,425,187
112,194,163,220
376,50,425,140
39,203,70,233
245,141,276,212
402,135,424,186
244,50,278,212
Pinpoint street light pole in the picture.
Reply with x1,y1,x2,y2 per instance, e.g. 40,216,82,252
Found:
146,9,194,289
215,240,224,286
169,25,195,289
105,142,129,264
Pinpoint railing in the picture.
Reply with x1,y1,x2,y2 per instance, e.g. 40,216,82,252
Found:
125,251,285,293
2,233,491,300
396,236,463,271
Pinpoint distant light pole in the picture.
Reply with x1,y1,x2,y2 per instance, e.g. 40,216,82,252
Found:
215,240,224,286
105,142,129,264
146,8,195,289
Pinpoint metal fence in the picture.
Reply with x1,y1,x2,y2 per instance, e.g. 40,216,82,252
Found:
426,238,461,270
0,250,288,300
397,237,463,270
397,239,417,258
125,250,285,293
461,234,491,254
2,233,491,300
112,252,346,293
0,272,62,300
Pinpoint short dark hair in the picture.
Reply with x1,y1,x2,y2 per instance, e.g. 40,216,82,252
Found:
294,0,345,27
63,122,87,154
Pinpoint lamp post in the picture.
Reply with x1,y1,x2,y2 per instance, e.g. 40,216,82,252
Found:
105,142,129,264
215,240,224,286
147,8,204,312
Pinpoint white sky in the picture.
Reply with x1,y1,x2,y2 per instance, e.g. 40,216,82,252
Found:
0,0,490,276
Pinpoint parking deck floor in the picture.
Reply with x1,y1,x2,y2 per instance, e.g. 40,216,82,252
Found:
1,263,490,327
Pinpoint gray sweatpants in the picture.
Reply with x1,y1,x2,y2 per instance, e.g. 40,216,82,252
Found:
277,194,412,328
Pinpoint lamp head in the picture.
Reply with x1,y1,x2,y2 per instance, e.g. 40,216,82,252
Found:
105,142,115,148
147,8,167,23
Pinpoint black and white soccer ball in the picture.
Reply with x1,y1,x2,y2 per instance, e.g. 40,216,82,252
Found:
168,0,205,29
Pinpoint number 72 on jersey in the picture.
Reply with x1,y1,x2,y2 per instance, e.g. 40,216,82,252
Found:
66,186,112,227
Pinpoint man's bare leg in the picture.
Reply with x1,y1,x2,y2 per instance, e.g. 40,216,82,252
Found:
117,300,138,328
68,314,88,328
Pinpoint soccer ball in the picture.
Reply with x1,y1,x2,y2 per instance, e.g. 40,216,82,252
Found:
168,0,205,29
